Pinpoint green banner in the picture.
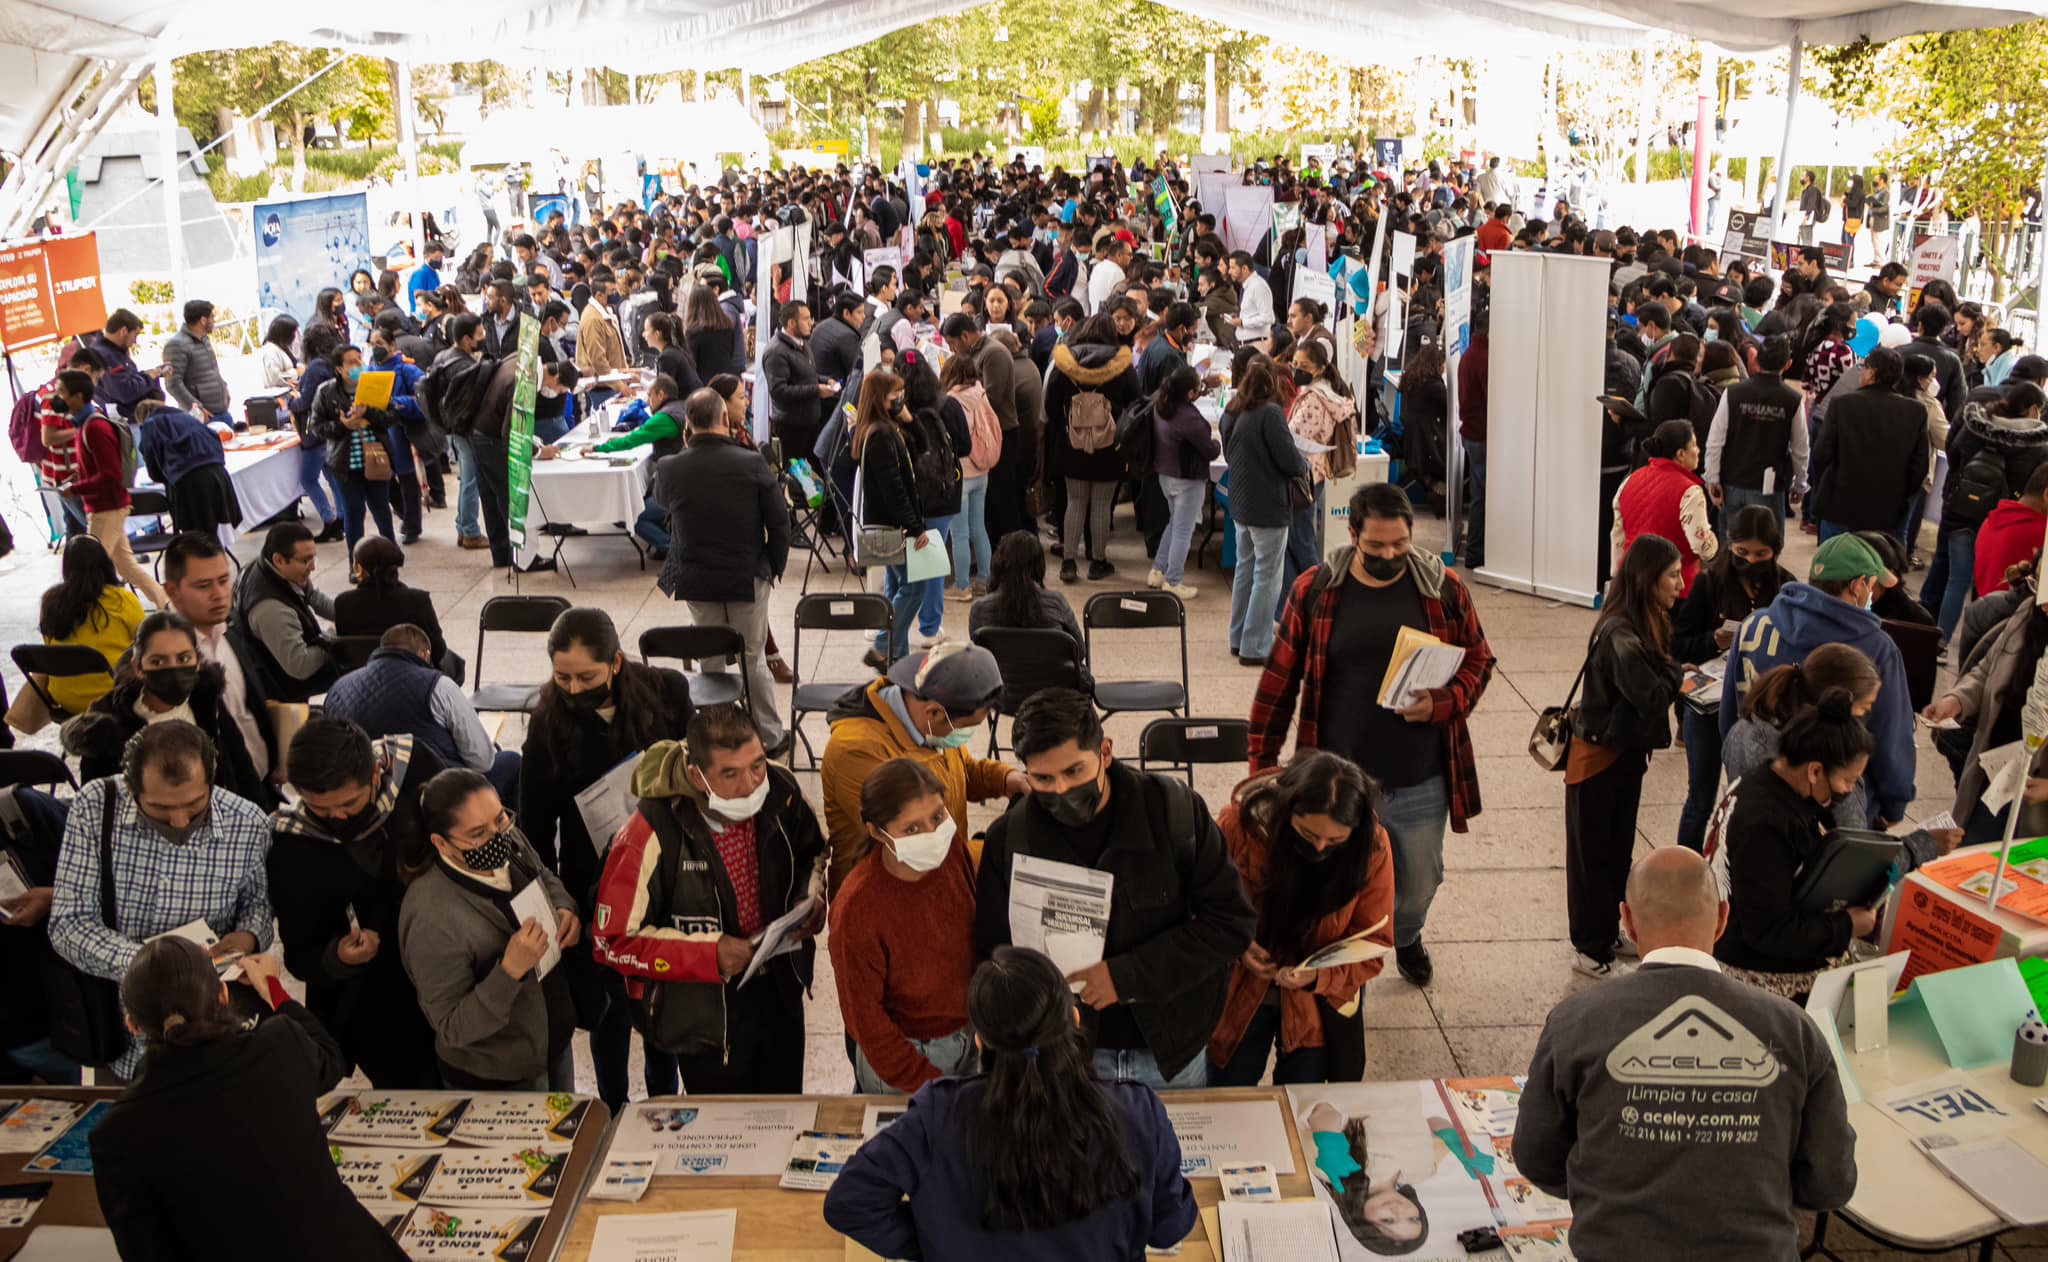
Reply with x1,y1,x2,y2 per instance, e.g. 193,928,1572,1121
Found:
506,320,541,537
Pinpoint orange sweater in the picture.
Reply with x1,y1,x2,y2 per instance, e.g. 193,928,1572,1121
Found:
828,839,976,1092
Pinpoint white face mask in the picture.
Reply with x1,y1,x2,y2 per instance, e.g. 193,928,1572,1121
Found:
696,769,769,822
885,815,956,873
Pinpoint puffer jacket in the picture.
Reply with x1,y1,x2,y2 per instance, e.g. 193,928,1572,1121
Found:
309,376,396,478
1941,400,2048,519
857,421,924,534
1044,342,1141,482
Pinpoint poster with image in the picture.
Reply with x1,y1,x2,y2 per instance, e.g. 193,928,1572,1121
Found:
409,1147,569,1208
330,1146,437,1203
254,192,371,326
1286,1082,1498,1261
608,1101,817,1176
1499,1223,1576,1260
24,1101,111,1175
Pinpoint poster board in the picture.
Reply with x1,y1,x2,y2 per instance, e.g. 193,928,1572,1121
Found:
1719,209,1771,267
0,233,106,353
254,192,371,326
1769,239,1850,275
1300,143,1341,170
1908,236,1963,313
1372,138,1403,171
1191,153,1234,175
505,318,542,538
1222,185,1275,257
1440,236,1476,562
1382,231,1416,374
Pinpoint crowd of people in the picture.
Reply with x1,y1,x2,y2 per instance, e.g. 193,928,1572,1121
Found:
0,142,2030,1262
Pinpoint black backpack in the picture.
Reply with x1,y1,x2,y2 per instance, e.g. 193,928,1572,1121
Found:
1115,398,1157,479
1948,448,2010,528
907,405,960,511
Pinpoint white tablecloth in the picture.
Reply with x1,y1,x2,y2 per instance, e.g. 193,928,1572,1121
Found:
514,443,654,565
221,438,307,533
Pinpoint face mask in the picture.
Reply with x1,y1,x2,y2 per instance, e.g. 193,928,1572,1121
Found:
1294,830,1341,863
457,827,515,872
1703,329,1719,342
324,797,386,841
346,367,363,384
1034,764,1104,827
886,815,956,873
143,804,209,847
1357,551,1406,581
1731,555,1774,584
1293,368,1314,387
696,768,770,822
564,677,612,712
1294,249,1308,265
924,713,977,750
142,666,200,707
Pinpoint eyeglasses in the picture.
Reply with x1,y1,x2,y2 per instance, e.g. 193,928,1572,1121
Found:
451,809,515,846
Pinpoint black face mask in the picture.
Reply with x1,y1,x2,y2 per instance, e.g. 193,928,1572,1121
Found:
323,796,386,841
1357,551,1406,582
1731,555,1775,584
1293,368,1315,387
142,666,200,707
457,828,517,872
1293,831,1341,863
143,805,209,847
1034,767,1105,828
564,678,612,713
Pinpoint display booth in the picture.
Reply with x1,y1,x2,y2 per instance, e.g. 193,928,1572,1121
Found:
1471,251,1610,608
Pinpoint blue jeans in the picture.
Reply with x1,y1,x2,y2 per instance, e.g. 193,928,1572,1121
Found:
1157,474,1207,585
1934,527,1976,642
1229,523,1289,659
1280,483,1324,619
1676,706,1722,852
1463,439,1488,565
1380,777,1450,948
951,478,991,589
485,749,522,812
919,515,952,634
450,433,481,538
1210,1000,1330,1086
1721,486,1785,539
298,443,341,523
338,471,395,554
853,1025,979,1094
633,492,670,551
1092,1047,1207,1090
875,563,933,659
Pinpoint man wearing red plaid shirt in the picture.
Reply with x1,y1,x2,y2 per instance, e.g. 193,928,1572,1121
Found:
1249,482,1495,988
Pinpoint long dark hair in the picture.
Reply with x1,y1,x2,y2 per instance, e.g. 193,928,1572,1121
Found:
1598,534,1679,655
122,936,240,1047
986,530,1055,628
530,608,671,764
1777,687,1874,776
684,283,732,334
1708,503,1785,609
352,535,406,594
40,534,119,641
1152,363,1200,418
1741,644,1879,726
1241,751,1377,962
962,947,1139,1232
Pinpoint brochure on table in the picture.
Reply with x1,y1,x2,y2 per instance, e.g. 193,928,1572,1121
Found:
608,1101,818,1177
1891,957,2037,1070
1164,1098,1298,1176
23,1102,110,1175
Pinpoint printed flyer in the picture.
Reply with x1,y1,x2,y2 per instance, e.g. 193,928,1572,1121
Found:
451,1094,592,1146
610,1101,817,1176
1164,1099,1298,1176
1285,1083,1499,1262
25,1101,111,1175
1500,1223,1577,1260
330,1146,437,1203
322,1093,470,1147
0,1099,86,1152
407,1147,569,1208
393,1207,545,1260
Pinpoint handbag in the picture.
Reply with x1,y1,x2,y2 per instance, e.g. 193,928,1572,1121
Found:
361,435,394,482
42,781,130,1067
1286,472,1314,512
1529,653,1591,773
857,526,908,568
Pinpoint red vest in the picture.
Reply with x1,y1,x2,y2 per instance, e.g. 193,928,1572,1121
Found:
1619,458,1708,592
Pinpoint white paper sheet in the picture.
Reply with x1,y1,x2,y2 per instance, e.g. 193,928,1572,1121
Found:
1008,853,1114,983
149,918,219,952
1874,1075,2025,1140
738,895,818,988
1219,1162,1282,1203
1219,1202,1339,1262
574,754,642,857
1165,1100,1298,1176
607,1101,817,1176
777,1131,863,1191
1917,1135,2048,1225
9,1228,119,1262
509,880,562,979
591,1210,737,1261
903,528,950,582
861,1103,909,1137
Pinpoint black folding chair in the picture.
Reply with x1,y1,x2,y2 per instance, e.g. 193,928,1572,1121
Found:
472,595,570,713
789,593,893,767
10,644,116,723
128,489,175,568
1136,718,1251,787
971,625,1086,758
771,437,842,590
329,635,383,675
1880,617,1941,713
639,624,750,712
0,750,76,791
1083,591,1190,719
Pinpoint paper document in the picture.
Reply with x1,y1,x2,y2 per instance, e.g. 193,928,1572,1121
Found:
0,849,29,905
149,918,219,952
779,1131,863,1191
1299,917,1393,970
1166,1100,1298,1176
1920,810,1959,831
591,1209,738,1261
1219,1163,1281,1203
1874,1076,2023,1140
9,1227,119,1262
1916,1136,2048,1224
508,880,562,979
352,370,395,410
0,1181,50,1229
1375,625,1465,709
574,753,643,856
1219,1201,1339,1262
1008,853,1115,983
739,895,819,988
1918,714,1963,731
586,1158,657,1202
0,1101,83,1153
1977,740,2029,814
904,528,950,582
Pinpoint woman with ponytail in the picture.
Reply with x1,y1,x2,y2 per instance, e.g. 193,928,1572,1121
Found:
91,938,407,1261
1714,689,1882,999
825,946,1198,1259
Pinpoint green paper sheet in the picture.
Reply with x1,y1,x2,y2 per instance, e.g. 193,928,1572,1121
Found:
1903,958,2035,1069
2021,956,2048,1012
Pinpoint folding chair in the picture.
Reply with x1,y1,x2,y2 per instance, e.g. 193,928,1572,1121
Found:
639,624,750,711
1880,617,1940,713
971,626,1086,758
789,593,893,767
128,489,175,569
471,595,570,713
1136,717,1251,787
0,749,76,792
1082,591,1190,720
771,437,842,590
10,644,116,723
329,635,383,675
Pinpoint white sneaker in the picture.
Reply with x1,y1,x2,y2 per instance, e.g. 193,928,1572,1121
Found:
1573,953,1630,980
913,629,949,649
1162,582,1200,599
1147,568,1164,589
1612,935,1640,960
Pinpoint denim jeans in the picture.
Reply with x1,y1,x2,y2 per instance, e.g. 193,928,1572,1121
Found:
338,472,396,554
853,1025,979,1094
1092,1047,1208,1090
1380,777,1450,948
1210,1000,1329,1086
1675,706,1722,852
297,442,341,523
919,514,953,634
1279,482,1325,620
1157,474,1207,585
2,1037,81,1085
1229,523,1290,659
951,476,991,589
1721,486,1785,539
875,563,932,659
1462,439,1488,565
450,433,482,538
632,492,670,550
1934,527,1976,642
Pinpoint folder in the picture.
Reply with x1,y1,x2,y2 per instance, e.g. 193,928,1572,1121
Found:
352,370,395,411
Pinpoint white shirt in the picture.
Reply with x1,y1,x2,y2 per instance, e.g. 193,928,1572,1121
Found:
1640,945,1721,972
194,622,269,779
1238,270,1276,341
1087,257,1125,315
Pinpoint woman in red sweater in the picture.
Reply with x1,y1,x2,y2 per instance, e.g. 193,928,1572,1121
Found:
829,758,978,1094
1208,751,1394,1086
57,368,167,608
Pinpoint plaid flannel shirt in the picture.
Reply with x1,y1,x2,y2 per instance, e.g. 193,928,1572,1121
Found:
1248,553,1495,832
49,778,275,1078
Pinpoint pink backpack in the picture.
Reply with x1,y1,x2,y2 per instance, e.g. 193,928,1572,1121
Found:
953,384,1002,476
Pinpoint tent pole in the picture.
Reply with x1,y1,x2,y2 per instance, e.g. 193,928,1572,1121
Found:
154,58,184,310
394,60,418,186
2035,139,2048,336
1690,45,1716,241
1632,44,1651,191
1769,33,1802,241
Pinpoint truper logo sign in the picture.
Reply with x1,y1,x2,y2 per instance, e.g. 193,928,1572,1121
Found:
1605,997,1783,1087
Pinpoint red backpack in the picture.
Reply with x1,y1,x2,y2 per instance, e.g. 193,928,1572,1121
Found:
8,387,44,465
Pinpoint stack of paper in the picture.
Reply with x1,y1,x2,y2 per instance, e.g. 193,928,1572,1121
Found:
1299,915,1392,970
1917,1135,2048,1224
1376,626,1465,709
1218,1202,1339,1262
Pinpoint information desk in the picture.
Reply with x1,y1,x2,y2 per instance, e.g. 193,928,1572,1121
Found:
557,1087,1315,1262
0,1086,121,1260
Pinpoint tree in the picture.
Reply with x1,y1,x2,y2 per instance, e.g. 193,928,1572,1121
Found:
170,46,376,190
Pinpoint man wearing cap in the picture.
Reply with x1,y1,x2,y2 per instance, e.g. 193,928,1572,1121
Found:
819,643,1029,895
1720,534,1916,824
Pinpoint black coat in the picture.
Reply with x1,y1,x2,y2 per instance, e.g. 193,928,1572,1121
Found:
688,326,740,383
655,433,790,603
1671,560,1793,666
1045,343,1141,483
1573,620,1682,754
1220,401,1308,529
810,314,865,384
334,582,447,668
1812,386,1931,530
762,329,823,433
856,423,924,534
67,666,270,809
91,1004,408,1262
309,376,396,479
655,345,704,398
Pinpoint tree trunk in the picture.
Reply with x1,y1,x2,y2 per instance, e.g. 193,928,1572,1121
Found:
925,98,941,152
1351,69,1369,154
1216,64,1232,133
287,111,308,192
1157,80,1178,143
902,96,924,157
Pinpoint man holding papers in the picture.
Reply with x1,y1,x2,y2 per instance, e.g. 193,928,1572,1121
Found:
1250,483,1496,989
591,706,827,1094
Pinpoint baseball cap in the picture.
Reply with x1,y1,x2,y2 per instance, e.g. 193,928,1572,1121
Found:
888,642,1003,714
1810,534,1891,585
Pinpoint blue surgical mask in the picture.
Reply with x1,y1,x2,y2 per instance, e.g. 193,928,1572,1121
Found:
1704,329,1719,342
924,713,976,750
346,366,363,384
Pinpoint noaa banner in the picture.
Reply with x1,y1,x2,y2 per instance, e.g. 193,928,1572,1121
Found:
254,193,371,326
0,232,107,352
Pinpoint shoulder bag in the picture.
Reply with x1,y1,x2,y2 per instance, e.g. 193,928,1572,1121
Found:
42,780,130,1066
1529,650,1592,773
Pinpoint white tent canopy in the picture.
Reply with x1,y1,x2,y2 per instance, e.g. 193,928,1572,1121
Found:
457,100,771,170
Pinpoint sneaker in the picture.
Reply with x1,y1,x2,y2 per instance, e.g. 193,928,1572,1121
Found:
458,535,491,550
860,647,890,672
1060,559,1079,584
1395,941,1433,987
1148,568,1165,589
1087,560,1115,581
914,629,948,649
1573,953,1628,979
1612,935,1641,961
946,586,976,603
1162,582,1200,600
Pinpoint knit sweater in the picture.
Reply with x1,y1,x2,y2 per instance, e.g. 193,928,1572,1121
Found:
827,839,977,1092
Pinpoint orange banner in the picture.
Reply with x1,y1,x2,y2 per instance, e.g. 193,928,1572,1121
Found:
1890,882,2003,989
0,233,107,353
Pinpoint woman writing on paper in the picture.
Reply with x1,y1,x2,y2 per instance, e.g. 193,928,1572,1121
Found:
1208,750,1393,1086
91,938,409,1262
830,759,979,1094
520,607,692,1111
825,946,1198,1259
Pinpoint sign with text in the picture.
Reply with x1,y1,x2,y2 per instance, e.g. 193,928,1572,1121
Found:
506,319,541,538
254,193,370,326
1890,882,2003,989
1908,236,1963,313
1720,210,1771,265
0,232,106,352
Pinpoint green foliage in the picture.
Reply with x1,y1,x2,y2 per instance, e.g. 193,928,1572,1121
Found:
128,279,174,306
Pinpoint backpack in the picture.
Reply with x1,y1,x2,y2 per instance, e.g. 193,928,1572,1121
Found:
94,411,139,486
1947,448,2011,528
907,406,960,510
419,354,495,437
1067,389,1117,454
955,386,1002,475
9,388,44,465
1115,399,1157,479
1816,196,1832,224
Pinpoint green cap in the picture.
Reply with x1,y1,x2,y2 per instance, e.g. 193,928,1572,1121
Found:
1809,534,1890,584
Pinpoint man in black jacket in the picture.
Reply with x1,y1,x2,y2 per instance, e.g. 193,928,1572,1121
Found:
1705,334,1808,534
974,689,1254,1089
762,301,834,466
810,290,868,385
656,389,792,753
1910,301,1969,426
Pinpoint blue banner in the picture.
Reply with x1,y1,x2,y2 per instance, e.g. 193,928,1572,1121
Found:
529,193,572,228
253,192,371,326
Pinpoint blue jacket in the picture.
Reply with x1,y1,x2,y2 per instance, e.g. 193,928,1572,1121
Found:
406,263,441,318
137,407,227,485
823,1076,1197,1262
1719,582,1916,821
